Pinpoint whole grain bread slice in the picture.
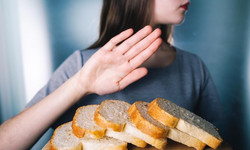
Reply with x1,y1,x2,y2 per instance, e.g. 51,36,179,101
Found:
50,121,127,150
94,100,147,148
148,98,223,149
72,105,106,139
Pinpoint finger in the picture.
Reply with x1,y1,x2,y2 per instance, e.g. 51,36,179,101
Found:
115,25,153,54
129,38,162,68
124,28,161,60
118,67,148,90
100,28,134,52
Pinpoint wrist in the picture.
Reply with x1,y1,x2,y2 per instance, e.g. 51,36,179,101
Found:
72,71,92,99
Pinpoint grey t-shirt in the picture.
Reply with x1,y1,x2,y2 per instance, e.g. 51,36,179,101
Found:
26,48,223,129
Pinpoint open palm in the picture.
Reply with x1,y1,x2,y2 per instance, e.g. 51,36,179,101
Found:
79,26,162,95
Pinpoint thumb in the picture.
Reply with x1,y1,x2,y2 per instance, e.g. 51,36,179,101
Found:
118,67,148,90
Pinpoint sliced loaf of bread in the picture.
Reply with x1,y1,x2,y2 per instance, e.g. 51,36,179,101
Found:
72,105,106,139
127,101,168,149
94,100,147,148
50,121,127,150
148,98,223,149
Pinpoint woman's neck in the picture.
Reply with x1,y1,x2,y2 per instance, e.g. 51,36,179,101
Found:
141,42,176,68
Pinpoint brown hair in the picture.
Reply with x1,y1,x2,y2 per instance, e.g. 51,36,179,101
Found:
88,0,173,49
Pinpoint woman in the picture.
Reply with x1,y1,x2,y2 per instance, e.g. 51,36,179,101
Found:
0,0,223,149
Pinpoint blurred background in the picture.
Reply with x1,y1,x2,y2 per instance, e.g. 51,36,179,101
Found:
0,0,249,149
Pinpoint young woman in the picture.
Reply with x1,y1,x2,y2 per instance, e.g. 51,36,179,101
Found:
0,0,223,149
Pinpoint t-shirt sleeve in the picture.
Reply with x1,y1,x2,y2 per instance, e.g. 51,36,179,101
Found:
25,50,83,108
194,59,224,127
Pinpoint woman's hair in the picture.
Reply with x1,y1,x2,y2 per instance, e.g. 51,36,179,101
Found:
88,0,173,49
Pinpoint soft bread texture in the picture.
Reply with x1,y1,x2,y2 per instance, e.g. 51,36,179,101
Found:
50,122,82,150
105,128,147,148
94,100,147,148
50,122,127,150
128,101,169,139
94,100,131,132
148,98,223,149
81,136,127,150
125,121,167,150
72,105,106,139
168,128,206,150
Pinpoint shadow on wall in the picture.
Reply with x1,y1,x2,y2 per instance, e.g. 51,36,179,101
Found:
174,1,249,150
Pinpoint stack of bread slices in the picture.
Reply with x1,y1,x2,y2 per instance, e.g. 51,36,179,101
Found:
46,98,223,150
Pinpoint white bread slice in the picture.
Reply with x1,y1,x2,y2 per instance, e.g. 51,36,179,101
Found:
50,122,82,150
94,100,131,132
128,101,169,139
168,128,206,150
125,121,167,150
148,98,223,149
50,121,127,150
72,105,106,139
81,136,127,150
94,100,147,148
127,101,168,149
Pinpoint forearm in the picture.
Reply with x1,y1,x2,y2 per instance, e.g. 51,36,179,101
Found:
0,72,88,150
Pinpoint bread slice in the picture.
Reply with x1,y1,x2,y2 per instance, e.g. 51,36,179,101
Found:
168,128,206,150
81,136,127,150
94,100,147,148
148,98,223,149
50,121,127,150
94,100,131,132
72,105,106,139
128,101,169,139
127,101,168,149
50,122,82,150
125,121,167,150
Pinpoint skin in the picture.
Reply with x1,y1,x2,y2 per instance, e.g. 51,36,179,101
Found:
0,0,189,149
144,0,190,68
153,0,190,25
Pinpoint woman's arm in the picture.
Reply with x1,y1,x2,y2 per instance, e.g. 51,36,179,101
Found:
0,26,162,149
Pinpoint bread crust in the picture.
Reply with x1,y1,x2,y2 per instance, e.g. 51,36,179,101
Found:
94,105,125,131
148,99,179,128
128,102,168,139
72,106,106,139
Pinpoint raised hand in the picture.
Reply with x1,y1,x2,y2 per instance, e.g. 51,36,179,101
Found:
78,26,162,95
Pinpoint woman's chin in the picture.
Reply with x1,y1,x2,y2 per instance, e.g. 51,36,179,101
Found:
172,16,186,25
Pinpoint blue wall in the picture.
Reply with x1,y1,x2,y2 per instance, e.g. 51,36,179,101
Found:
43,0,102,70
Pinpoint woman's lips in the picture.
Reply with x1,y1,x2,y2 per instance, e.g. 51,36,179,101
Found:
181,2,190,10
